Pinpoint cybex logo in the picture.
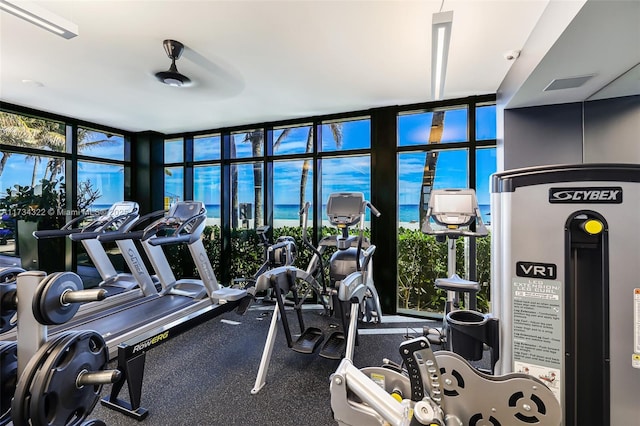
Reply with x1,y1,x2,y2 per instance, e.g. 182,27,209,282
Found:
549,187,622,204
516,261,557,279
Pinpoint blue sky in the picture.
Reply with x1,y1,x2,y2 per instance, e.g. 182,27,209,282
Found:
2,107,496,210
210,108,496,207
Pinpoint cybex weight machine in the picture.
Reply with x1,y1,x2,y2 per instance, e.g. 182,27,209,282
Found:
491,163,640,425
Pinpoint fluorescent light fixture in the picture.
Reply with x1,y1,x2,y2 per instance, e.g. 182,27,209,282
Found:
431,10,453,101
0,0,78,39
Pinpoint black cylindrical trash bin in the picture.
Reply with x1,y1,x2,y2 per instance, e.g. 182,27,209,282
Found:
446,310,487,361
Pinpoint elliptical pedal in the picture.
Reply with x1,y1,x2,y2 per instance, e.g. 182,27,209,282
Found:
319,331,346,360
291,327,324,354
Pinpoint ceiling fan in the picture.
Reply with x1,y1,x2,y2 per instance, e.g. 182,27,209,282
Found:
155,39,191,87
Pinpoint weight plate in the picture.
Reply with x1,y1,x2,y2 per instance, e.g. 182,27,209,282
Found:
31,274,57,325
0,267,25,284
29,330,108,426
0,282,17,334
26,332,84,426
0,341,17,426
33,272,83,325
11,332,70,426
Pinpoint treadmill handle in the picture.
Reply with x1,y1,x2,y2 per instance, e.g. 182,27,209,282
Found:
147,234,192,246
69,231,101,241
97,229,145,243
33,228,83,239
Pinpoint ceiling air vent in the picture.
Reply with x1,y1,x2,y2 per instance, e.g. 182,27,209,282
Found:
544,75,594,91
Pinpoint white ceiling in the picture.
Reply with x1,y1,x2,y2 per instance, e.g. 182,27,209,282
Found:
0,0,638,134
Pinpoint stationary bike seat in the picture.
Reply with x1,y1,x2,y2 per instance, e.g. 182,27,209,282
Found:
435,274,480,293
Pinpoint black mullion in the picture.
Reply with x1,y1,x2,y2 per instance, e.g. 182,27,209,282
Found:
313,122,321,247
264,128,273,233
123,134,132,201
371,107,398,315
220,132,232,285
184,136,194,201
396,141,473,154
66,123,77,272
467,102,478,308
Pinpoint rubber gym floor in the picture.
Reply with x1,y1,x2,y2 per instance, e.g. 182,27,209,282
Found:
90,300,442,426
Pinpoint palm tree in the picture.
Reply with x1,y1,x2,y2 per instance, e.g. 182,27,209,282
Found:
274,124,343,226
419,111,444,227
28,120,65,186
242,131,264,228
1,111,120,192
0,113,65,181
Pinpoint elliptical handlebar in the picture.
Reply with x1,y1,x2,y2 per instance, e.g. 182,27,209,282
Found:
300,201,311,245
365,201,381,218
299,201,327,292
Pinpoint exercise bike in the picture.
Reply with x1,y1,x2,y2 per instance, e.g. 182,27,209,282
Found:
422,189,499,373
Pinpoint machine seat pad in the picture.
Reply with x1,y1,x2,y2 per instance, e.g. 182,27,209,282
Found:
435,274,480,293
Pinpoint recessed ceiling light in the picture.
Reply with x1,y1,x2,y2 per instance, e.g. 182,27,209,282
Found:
21,79,44,87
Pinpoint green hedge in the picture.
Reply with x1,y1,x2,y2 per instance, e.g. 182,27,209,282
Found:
163,225,491,313
397,228,491,313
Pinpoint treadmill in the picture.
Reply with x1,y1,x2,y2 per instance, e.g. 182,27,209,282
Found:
11,201,246,358
69,201,160,298
1,201,160,338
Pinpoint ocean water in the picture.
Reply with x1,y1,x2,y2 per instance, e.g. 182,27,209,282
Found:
92,203,490,224
214,203,490,223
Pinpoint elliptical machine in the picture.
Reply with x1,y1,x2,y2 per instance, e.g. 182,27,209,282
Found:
300,192,383,324
422,189,499,373
233,226,296,296
250,193,381,394
232,225,297,311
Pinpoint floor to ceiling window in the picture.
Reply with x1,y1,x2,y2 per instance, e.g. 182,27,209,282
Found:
76,127,127,271
396,101,496,317
1,95,495,309
319,117,371,226
0,110,130,272
164,137,184,208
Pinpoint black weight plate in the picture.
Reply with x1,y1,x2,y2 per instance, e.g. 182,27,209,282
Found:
0,282,17,334
0,341,17,426
29,330,108,426
31,274,57,326
34,272,83,325
10,332,70,426
26,332,83,426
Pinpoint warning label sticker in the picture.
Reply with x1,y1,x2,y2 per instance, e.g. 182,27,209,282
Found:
512,278,563,370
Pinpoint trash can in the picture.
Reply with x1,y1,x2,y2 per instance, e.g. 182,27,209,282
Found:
446,310,487,361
